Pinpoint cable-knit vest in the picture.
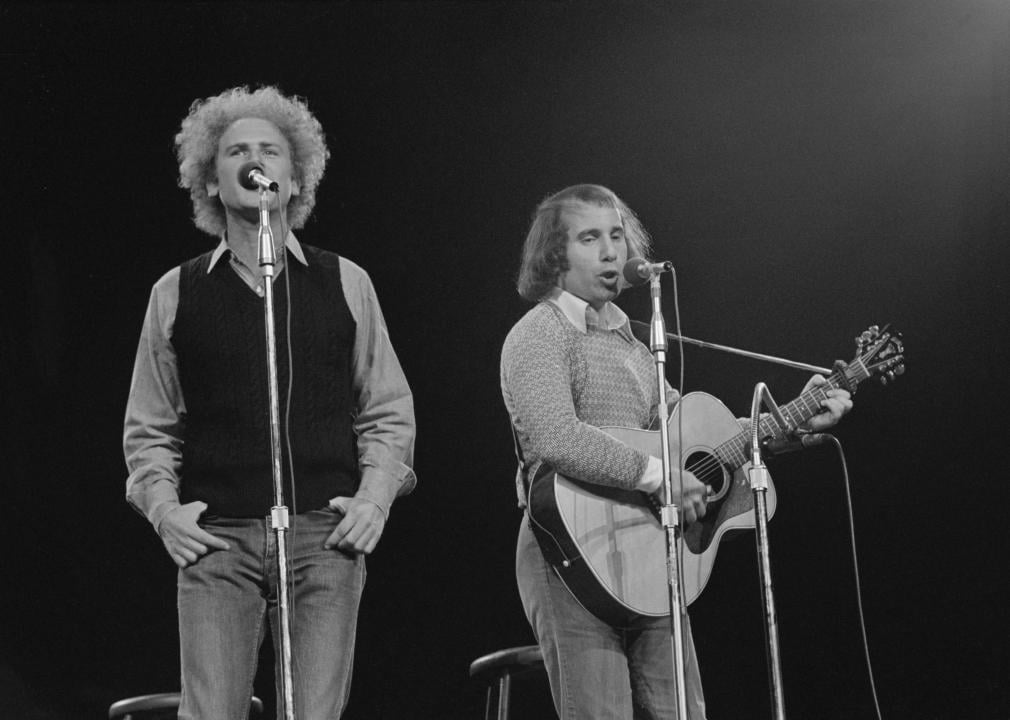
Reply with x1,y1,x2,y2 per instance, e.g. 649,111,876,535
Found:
173,244,359,517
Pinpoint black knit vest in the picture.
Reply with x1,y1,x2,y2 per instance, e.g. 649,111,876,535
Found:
173,244,359,517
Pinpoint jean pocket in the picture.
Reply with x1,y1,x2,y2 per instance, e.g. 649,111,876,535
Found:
196,513,219,529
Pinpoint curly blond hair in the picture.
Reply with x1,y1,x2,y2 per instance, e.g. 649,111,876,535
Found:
175,85,329,236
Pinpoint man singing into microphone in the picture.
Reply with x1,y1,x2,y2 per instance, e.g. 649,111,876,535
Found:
124,85,416,718
500,184,852,719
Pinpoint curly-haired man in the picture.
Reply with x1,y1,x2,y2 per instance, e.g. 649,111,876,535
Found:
124,86,416,719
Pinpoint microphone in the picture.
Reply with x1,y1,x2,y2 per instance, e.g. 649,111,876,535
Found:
623,257,673,286
760,432,829,456
237,162,279,192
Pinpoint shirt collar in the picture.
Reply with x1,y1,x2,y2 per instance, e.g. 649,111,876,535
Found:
207,231,308,273
545,287,633,340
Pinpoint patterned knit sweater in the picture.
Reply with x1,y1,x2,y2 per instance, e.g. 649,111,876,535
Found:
501,300,664,506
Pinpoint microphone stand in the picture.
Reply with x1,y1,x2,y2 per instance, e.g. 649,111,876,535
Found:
256,190,297,720
628,319,831,719
646,274,691,720
749,383,792,720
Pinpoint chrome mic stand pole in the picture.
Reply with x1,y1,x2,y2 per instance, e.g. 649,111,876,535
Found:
648,273,690,719
749,383,793,720
256,189,296,720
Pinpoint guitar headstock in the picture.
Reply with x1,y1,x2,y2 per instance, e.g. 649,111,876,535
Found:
852,324,905,386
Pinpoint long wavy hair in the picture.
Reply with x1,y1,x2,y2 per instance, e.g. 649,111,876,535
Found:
515,184,653,302
175,85,329,236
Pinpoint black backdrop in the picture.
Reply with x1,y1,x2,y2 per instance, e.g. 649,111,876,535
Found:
3,1,1008,718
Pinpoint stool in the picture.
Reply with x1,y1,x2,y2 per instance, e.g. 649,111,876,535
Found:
469,645,545,720
108,692,264,719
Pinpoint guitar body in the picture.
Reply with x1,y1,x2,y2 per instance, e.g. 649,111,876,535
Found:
525,324,903,627
528,392,777,626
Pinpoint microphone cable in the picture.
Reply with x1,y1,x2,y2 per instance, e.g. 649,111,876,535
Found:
276,199,300,640
824,434,884,720
667,265,690,603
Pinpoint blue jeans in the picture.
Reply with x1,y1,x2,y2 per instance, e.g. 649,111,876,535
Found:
177,509,365,720
516,517,707,720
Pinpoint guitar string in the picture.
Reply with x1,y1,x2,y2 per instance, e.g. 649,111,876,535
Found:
670,342,887,497
682,343,887,483
676,380,844,488
685,350,885,485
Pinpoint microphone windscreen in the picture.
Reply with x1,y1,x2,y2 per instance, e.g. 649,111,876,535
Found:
622,258,650,286
237,162,264,191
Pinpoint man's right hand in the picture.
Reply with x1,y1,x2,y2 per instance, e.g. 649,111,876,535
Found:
640,458,709,525
157,501,230,568
656,469,709,525
675,471,709,525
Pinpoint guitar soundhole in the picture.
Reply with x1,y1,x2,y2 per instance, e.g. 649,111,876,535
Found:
685,451,730,503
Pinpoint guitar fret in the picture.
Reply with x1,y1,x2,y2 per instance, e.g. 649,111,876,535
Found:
715,352,885,468
717,435,746,467
722,390,819,466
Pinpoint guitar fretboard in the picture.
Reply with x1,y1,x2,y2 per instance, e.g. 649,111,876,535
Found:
714,359,869,469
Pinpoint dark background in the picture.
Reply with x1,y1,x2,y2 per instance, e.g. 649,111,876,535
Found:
3,1,1008,718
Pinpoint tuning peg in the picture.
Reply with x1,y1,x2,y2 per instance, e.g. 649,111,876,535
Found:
856,326,880,348
880,363,906,384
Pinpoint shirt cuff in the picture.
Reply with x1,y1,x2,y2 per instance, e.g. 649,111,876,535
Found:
127,478,181,531
636,455,663,494
353,466,414,518
149,500,181,532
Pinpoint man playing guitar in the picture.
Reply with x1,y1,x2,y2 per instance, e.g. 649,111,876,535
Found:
500,184,852,719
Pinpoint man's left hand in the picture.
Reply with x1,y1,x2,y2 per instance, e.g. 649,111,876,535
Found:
801,374,853,432
324,497,386,555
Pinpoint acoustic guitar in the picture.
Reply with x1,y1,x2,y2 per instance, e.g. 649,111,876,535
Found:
527,325,905,626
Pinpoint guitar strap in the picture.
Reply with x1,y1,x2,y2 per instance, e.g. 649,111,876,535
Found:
510,422,547,538
509,422,530,496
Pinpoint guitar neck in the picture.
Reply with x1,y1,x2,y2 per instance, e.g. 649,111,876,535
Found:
715,359,871,470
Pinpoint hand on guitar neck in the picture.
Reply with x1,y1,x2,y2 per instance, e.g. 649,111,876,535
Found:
797,373,853,433
636,373,850,526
